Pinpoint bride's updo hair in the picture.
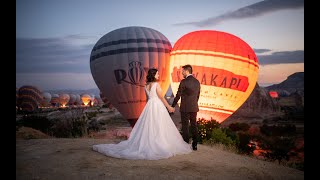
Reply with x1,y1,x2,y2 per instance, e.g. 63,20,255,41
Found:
146,68,158,83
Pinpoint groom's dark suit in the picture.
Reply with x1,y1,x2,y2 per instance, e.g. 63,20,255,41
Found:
172,74,201,149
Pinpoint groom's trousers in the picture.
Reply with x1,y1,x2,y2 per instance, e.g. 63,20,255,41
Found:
180,112,198,144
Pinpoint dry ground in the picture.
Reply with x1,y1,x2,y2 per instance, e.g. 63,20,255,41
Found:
16,138,304,180
16,108,304,180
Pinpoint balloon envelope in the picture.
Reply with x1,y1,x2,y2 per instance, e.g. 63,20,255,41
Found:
68,94,76,104
100,91,113,108
42,92,52,103
18,85,43,112
75,94,81,105
50,94,59,105
58,94,70,107
269,91,279,98
170,30,259,123
81,94,91,106
90,26,172,127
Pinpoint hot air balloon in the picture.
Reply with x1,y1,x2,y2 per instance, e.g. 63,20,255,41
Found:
58,94,70,107
42,92,52,103
74,94,81,105
90,94,95,106
40,92,52,107
95,97,104,105
81,94,91,106
17,85,43,112
50,94,59,107
68,94,76,105
170,30,259,123
18,96,39,112
90,26,172,127
269,91,279,99
100,91,113,109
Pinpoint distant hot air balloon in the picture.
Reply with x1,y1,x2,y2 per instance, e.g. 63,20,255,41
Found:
68,94,76,105
19,97,38,112
58,94,70,107
92,98,99,106
100,91,113,108
269,91,279,98
40,92,52,107
75,94,81,105
90,94,95,106
81,94,91,106
170,30,259,123
50,94,59,106
90,26,172,127
42,92,52,103
18,85,43,112
95,97,104,105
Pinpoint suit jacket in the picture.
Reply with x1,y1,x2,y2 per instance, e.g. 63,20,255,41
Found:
172,75,201,112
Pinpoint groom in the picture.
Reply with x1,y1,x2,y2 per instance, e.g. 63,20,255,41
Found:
171,64,201,150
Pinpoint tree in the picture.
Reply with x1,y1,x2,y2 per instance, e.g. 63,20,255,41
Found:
259,136,295,164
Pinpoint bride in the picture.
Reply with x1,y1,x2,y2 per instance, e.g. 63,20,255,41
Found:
92,68,192,160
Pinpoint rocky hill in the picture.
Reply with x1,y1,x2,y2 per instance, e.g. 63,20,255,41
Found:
223,83,282,125
223,72,304,125
265,72,304,95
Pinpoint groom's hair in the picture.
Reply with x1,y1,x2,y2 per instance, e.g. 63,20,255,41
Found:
182,64,192,74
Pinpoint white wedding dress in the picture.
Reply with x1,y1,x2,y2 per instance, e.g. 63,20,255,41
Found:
92,82,192,160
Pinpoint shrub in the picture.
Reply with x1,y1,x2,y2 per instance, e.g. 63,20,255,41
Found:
50,118,73,138
16,115,53,134
51,113,88,138
17,109,90,138
204,128,236,148
259,136,295,164
85,111,98,119
222,127,240,146
237,132,255,154
196,118,220,143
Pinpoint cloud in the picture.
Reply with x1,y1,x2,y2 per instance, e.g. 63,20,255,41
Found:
16,36,95,74
257,50,304,65
16,36,303,72
16,72,97,91
254,48,272,54
174,0,304,27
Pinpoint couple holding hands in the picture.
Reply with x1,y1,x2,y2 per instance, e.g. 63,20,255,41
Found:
93,64,201,160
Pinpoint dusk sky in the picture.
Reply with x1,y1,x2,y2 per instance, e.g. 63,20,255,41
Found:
16,0,304,91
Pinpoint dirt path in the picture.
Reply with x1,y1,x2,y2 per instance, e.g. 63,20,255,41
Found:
16,138,303,180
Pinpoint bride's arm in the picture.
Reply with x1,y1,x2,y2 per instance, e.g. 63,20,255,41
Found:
156,83,175,112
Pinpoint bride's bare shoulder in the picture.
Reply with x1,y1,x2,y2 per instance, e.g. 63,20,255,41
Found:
145,82,153,91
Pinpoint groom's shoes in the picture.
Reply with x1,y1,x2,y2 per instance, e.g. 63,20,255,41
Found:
192,142,197,151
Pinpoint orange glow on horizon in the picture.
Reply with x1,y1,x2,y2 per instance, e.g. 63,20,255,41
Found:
258,63,304,85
